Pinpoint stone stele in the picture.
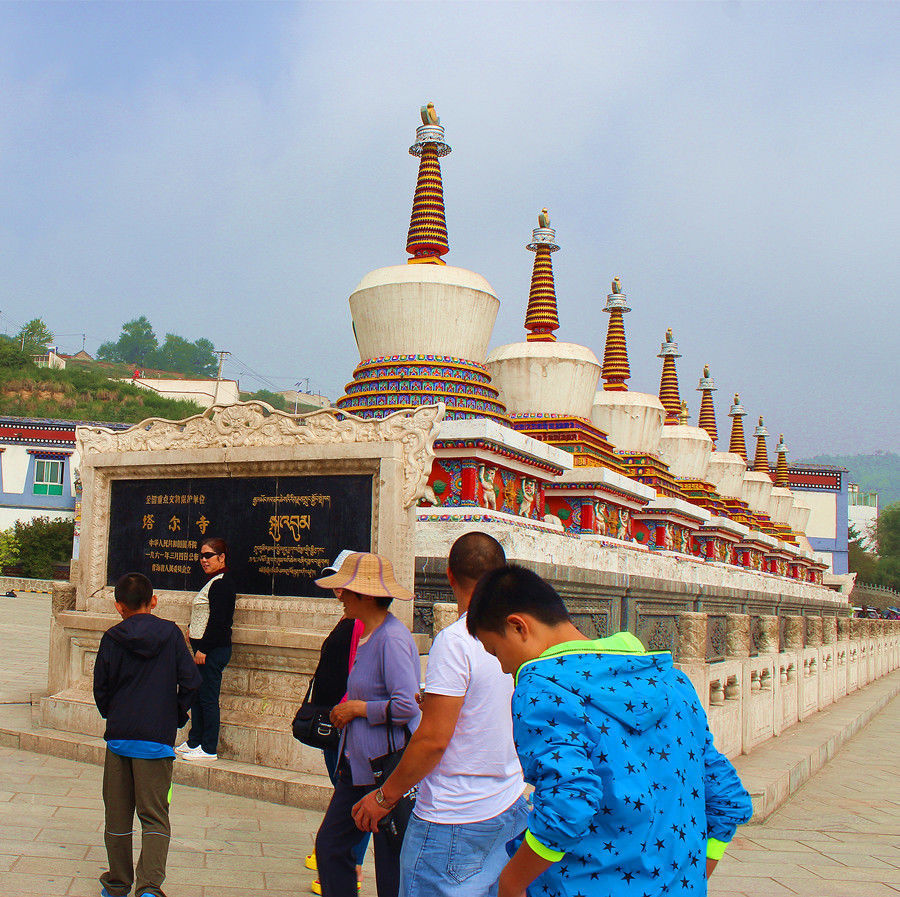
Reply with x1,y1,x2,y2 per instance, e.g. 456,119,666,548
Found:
42,401,443,781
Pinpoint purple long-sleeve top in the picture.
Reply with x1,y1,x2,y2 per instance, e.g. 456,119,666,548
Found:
340,612,421,785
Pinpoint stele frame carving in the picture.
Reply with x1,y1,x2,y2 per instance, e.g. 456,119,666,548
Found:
75,401,444,616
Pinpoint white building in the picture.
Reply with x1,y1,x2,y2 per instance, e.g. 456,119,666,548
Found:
848,483,879,551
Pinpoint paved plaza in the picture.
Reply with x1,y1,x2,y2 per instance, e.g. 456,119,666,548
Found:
0,594,897,896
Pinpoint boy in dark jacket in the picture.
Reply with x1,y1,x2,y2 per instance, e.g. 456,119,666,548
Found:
93,573,201,897
467,565,753,897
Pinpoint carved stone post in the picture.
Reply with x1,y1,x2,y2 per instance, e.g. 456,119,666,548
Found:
756,615,779,654
823,617,837,645
725,613,751,658
51,582,77,617
432,602,458,637
806,617,823,647
837,617,851,641
676,612,708,663
783,616,805,651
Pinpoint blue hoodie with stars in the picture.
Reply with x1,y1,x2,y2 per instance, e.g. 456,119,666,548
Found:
513,632,752,897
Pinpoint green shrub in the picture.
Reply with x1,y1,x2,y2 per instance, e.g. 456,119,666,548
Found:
12,517,75,579
0,529,19,569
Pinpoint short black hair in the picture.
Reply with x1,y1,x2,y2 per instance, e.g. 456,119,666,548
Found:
448,531,506,585
466,564,571,636
114,572,153,611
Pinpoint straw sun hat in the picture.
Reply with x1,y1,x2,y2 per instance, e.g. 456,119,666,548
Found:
314,552,413,601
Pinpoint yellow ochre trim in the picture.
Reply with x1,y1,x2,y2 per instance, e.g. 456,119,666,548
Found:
525,829,565,862
706,838,729,860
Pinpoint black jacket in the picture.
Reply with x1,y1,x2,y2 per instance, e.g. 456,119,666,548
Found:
190,571,237,654
312,617,355,708
94,613,201,745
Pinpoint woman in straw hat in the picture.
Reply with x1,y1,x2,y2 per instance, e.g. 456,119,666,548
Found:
313,552,421,897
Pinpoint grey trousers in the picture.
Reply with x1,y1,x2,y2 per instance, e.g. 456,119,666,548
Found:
101,749,174,897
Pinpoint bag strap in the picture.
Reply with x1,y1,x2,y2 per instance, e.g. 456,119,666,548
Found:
302,675,316,706
385,699,395,753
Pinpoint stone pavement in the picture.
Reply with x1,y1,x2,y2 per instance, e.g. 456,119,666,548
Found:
709,699,900,897
1,593,898,896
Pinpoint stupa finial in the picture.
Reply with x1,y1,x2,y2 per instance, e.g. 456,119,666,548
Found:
775,434,789,487
657,328,682,425
696,363,718,448
679,400,690,425
407,103,451,265
524,208,561,342
728,393,748,463
601,277,631,391
753,415,770,473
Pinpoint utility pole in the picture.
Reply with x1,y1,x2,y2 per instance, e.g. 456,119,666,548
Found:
213,350,230,406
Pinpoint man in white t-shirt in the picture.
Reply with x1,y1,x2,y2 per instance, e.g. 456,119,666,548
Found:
352,532,528,897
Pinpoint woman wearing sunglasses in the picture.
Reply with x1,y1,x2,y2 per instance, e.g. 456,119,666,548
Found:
176,537,236,762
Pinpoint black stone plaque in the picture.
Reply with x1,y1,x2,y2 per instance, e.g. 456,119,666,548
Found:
106,475,373,596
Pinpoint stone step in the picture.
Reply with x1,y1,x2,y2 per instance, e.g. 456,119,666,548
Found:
733,668,900,822
0,699,333,811
39,689,330,777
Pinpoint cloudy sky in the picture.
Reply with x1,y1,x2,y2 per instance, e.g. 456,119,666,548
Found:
1,1,897,456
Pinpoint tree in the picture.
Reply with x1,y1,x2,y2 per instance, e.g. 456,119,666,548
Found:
97,316,158,366
848,524,878,584
0,529,19,571
0,338,31,369
12,517,74,579
155,333,217,378
874,502,900,591
16,318,54,355
242,389,289,411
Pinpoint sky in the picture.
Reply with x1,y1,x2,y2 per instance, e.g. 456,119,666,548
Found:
1,1,897,457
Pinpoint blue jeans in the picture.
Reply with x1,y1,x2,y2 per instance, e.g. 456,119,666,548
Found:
323,746,370,868
187,645,231,754
399,794,530,897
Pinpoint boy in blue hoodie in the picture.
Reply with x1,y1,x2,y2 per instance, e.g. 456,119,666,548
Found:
93,573,201,897
466,565,753,897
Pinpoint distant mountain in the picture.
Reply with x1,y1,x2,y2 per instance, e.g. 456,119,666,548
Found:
797,452,900,508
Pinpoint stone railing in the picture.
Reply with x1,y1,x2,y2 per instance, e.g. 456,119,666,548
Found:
429,607,899,759
675,613,900,758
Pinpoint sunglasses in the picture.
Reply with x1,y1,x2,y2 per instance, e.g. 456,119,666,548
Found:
199,551,220,559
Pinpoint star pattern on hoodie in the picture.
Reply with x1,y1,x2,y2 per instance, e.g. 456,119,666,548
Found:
513,650,750,897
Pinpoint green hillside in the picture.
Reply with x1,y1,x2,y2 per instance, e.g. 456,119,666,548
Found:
798,452,900,508
0,341,202,423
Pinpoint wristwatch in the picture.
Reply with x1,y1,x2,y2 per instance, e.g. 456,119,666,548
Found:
374,788,394,808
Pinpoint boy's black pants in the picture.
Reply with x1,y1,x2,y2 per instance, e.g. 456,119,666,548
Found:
101,749,173,897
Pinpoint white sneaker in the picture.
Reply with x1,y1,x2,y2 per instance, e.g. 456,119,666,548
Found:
174,742,194,754
180,747,218,762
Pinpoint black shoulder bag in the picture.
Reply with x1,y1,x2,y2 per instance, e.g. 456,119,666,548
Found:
369,701,416,850
291,674,340,750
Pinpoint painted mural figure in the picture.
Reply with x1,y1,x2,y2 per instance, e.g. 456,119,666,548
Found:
593,501,607,535
478,464,497,510
519,479,536,518
616,508,629,541
663,523,675,551
502,476,519,514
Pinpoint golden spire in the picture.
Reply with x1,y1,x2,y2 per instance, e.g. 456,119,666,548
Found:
775,434,789,487
407,103,451,265
696,364,718,448
728,394,748,463
524,209,560,342
601,277,631,391
753,416,770,473
679,400,690,425
657,328,682,425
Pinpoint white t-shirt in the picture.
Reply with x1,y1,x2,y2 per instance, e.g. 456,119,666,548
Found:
414,613,524,824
